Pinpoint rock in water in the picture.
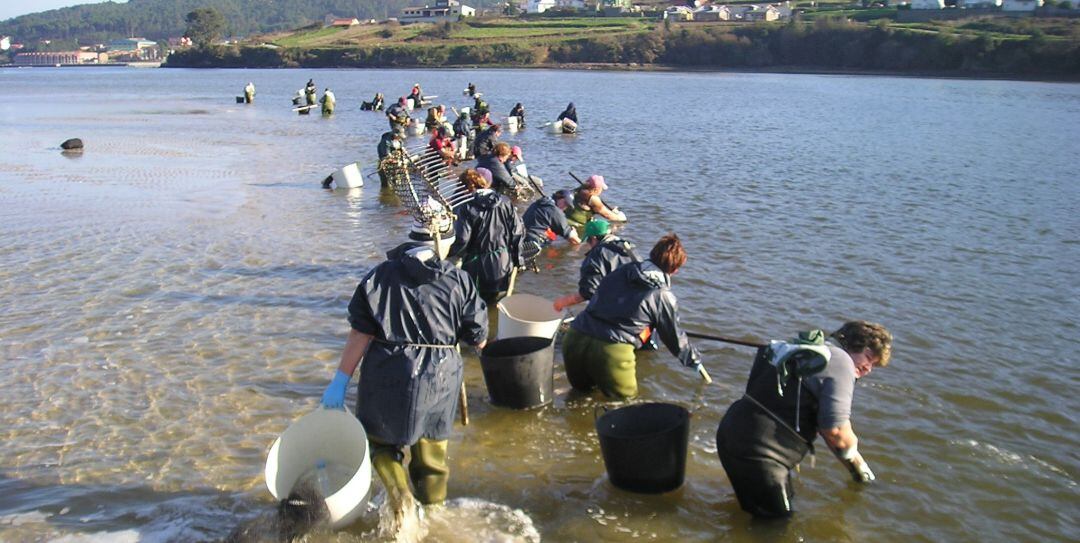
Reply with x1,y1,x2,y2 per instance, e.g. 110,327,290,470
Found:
60,138,83,150
225,482,329,543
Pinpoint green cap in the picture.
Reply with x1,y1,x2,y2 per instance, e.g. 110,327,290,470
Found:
583,218,610,240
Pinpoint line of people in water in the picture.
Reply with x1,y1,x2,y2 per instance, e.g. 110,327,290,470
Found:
315,79,894,529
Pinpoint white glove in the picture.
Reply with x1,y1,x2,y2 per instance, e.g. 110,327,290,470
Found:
837,446,876,483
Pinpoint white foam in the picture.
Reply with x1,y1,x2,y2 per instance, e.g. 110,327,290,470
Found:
423,497,541,543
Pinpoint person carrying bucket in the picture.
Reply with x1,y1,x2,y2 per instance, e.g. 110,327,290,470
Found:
565,175,626,228
509,103,526,128
243,82,255,104
320,199,488,518
561,234,703,399
522,189,581,262
715,322,892,518
553,218,638,312
320,88,336,116
448,168,525,304
408,83,423,108
556,102,577,133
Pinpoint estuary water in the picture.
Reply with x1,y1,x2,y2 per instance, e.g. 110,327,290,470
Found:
0,67,1077,542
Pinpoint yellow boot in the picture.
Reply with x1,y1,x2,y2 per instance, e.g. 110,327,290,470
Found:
409,439,449,505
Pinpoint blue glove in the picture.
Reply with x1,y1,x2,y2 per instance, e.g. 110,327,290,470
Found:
321,370,351,409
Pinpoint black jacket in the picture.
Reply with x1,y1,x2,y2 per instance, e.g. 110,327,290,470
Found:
476,155,517,194
349,242,488,446
579,235,640,300
453,115,471,138
523,196,573,245
377,132,399,160
472,126,498,159
448,190,525,298
571,260,699,367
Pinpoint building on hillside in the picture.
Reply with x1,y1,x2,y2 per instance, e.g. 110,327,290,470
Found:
598,0,632,13
1,36,11,51
663,5,695,20
958,0,1002,6
693,5,728,20
326,16,361,27
1002,0,1041,9
106,38,159,60
401,0,476,22
693,3,791,21
167,36,193,48
14,51,108,66
526,0,558,12
911,0,945,8
743,4,782,20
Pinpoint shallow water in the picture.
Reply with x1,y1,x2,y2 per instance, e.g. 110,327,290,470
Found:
1,67,1078,542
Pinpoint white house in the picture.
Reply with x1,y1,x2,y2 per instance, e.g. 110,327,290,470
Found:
401,0,476,22
663,5,695,20
1002,0,1042,9
911,0,945,8
526,0,558,12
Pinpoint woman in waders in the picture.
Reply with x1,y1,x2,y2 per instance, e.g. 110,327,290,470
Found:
552,218,639,312
565,175,626,231
714,321,892,518
321,200,488,523
561,234,702,399
448,168,525,304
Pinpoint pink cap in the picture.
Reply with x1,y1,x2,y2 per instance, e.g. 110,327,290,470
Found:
512,146,523,159
586,175,607,190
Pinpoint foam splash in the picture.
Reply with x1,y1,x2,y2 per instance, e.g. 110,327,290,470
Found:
422,497,540,543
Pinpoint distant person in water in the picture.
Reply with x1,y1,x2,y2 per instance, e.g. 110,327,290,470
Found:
715,322,893,518
320,88,336,115
305,79,317,106
509,103,526,128
386,97,410,130
243,82,255,104
557,103,577,124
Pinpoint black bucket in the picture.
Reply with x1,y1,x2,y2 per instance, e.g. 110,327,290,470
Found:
236,96,245,104
595,403,690,493
479,336,554,409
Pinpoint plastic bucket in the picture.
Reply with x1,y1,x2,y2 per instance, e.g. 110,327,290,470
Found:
411,120,424,136
332,162,363,189
548,120,563,134
265,409,372,529
561,119,578,134
480,336,554,409
407,98,415,110
497,294,563,340
236,96,245,104
595,403,690,494
507,116,520,131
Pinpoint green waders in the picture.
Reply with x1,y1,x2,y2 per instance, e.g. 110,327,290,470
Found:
370,438,450,505
562,328,639,399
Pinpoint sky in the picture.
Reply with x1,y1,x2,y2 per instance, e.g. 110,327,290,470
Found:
0,0,126,22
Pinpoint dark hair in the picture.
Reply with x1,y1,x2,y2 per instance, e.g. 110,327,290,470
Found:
831,321,893,367
649,234,687,274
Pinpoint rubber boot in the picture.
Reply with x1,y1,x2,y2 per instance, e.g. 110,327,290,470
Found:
409,439,449,505
370,441,412,505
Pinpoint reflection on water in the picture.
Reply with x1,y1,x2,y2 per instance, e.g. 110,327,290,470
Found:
0,68,1078,542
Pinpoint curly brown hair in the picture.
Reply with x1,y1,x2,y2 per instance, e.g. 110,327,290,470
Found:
831,321,893,367
649,234,687,274
459,168,488,192
494,142,511,158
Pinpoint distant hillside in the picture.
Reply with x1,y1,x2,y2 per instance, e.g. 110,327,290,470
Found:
0,0,422,45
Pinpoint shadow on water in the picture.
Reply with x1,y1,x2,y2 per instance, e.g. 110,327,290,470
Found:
158,290,346,311
207,263,365,282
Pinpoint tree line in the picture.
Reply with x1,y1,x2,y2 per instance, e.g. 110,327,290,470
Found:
167,19,1080,77
0,0,415,45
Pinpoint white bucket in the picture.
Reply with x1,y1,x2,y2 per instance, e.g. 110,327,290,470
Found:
332,162,363,189
265,409,372,529
406,98,415,111
561,118,577,133
507,116,520,131
411,120,424,136
548,120,563,134
497,293,564,340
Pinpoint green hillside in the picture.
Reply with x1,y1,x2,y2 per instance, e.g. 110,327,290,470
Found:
0,0,420,44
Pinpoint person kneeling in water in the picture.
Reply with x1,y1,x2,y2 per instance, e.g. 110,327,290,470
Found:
715,321,892,518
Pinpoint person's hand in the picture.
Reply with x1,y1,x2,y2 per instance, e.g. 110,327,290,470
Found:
838,446,875,483
553,294,577,312
321,369,351,409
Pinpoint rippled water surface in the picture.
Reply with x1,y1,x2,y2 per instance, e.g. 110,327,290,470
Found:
1,67,1078,542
